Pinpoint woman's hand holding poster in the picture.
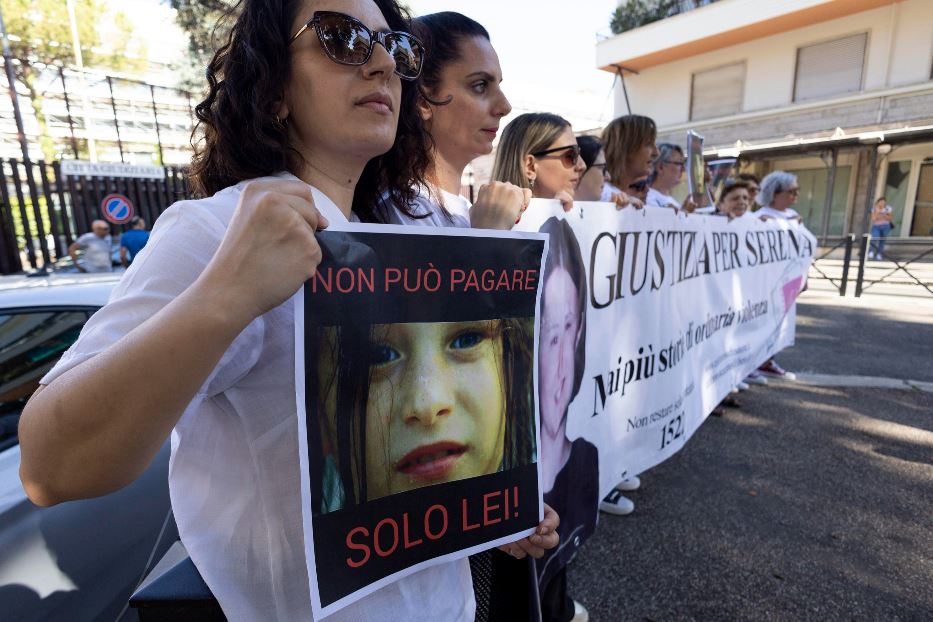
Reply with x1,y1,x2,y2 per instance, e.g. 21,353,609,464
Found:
294,225,548,619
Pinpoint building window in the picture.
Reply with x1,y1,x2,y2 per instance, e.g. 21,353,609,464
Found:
690,62,745,121
794,33,867,102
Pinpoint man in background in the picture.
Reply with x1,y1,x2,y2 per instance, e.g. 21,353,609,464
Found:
120,217,150,268
68,220,113,273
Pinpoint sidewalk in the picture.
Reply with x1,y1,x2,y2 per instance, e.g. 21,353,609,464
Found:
569,288,933,620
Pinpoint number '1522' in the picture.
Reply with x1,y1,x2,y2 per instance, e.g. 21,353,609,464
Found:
660,415,684,449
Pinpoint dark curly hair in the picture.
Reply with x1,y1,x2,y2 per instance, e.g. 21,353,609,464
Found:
188,0,429,222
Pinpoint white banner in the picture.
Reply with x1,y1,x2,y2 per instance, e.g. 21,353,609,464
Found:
515,200,814,507
59,160,165,179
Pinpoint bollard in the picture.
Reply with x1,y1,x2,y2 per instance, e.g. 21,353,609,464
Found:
854,234,871,297
839,234,855,296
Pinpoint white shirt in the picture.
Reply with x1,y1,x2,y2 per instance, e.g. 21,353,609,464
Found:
600,182,622,202
380,184,471,227
646,187,681,209
74,232,113,272
41,173,475,622
756,206,801,220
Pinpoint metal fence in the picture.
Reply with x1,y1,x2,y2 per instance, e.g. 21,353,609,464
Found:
808,234,933,298
853,236,933,297
0,158,190,275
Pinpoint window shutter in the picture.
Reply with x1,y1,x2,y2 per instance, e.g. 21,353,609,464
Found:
794,33,867,102
690,62,745,121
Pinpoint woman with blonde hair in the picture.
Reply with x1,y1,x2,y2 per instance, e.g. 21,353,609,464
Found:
601,114,659,201
491,112,583,211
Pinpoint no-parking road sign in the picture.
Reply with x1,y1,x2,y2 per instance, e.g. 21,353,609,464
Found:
100,193,135,225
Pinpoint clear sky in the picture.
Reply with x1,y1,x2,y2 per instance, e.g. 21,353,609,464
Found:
124,0,623,132
405,0,622,132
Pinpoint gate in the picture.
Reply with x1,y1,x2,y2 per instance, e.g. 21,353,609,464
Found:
0,159,191,275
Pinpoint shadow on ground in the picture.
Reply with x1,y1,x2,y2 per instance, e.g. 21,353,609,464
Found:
779,300,933,382
569,385,933,621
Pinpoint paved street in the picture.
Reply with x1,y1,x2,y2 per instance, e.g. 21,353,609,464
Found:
570,287,933,621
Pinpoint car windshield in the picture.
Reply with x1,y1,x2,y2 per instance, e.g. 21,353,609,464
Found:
0,311,88,451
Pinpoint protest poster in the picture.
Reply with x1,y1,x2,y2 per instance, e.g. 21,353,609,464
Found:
514,201,815,584
708,157,738,203
294,225,548,618
686,130,712,208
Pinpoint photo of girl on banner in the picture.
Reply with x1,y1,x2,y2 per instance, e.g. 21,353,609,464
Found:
306,318,537,513
535,217,599,587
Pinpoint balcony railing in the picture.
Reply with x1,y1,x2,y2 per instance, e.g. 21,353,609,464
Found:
610,0,722,35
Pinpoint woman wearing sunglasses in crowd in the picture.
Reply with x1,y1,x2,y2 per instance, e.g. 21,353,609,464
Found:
491,113,585,210
19,2,555,620
575,135,646,211
574,135,608,202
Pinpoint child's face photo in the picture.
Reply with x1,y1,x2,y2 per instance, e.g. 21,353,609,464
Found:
315,320,514,505
364,321,507,500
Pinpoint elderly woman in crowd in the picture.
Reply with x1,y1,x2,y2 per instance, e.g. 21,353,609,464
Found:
749,170,802,381
756,171,803,222
646,142,686,209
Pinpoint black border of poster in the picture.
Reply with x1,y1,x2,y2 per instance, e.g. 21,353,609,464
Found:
302,230,545,609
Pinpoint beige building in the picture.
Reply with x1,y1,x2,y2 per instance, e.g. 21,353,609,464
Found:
596,0,933,241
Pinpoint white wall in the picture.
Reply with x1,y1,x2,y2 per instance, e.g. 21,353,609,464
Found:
615,0,933,126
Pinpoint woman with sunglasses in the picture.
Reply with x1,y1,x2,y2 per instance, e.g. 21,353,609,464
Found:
491,112,585,213
757,170,803,223
574,135,607,202
19,2,497,620
646,142,686,209
575,136,645,212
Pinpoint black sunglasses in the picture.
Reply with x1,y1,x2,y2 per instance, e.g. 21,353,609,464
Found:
531,144,582,169
628,179,648,192
290,11,425,80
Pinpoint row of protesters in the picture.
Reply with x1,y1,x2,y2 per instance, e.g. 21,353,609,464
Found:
20,4,564,622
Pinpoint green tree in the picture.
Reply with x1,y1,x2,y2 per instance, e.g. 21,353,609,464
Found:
610,0,717,35
0,0,141,160
169,0,237,94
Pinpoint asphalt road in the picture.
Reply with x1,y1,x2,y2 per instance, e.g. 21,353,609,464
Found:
569,291,933,621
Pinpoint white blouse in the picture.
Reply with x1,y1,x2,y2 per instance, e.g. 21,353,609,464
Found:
41,172,475,622
379,184,471,228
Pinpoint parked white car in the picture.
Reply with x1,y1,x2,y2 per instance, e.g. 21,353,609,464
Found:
0,273,176,621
